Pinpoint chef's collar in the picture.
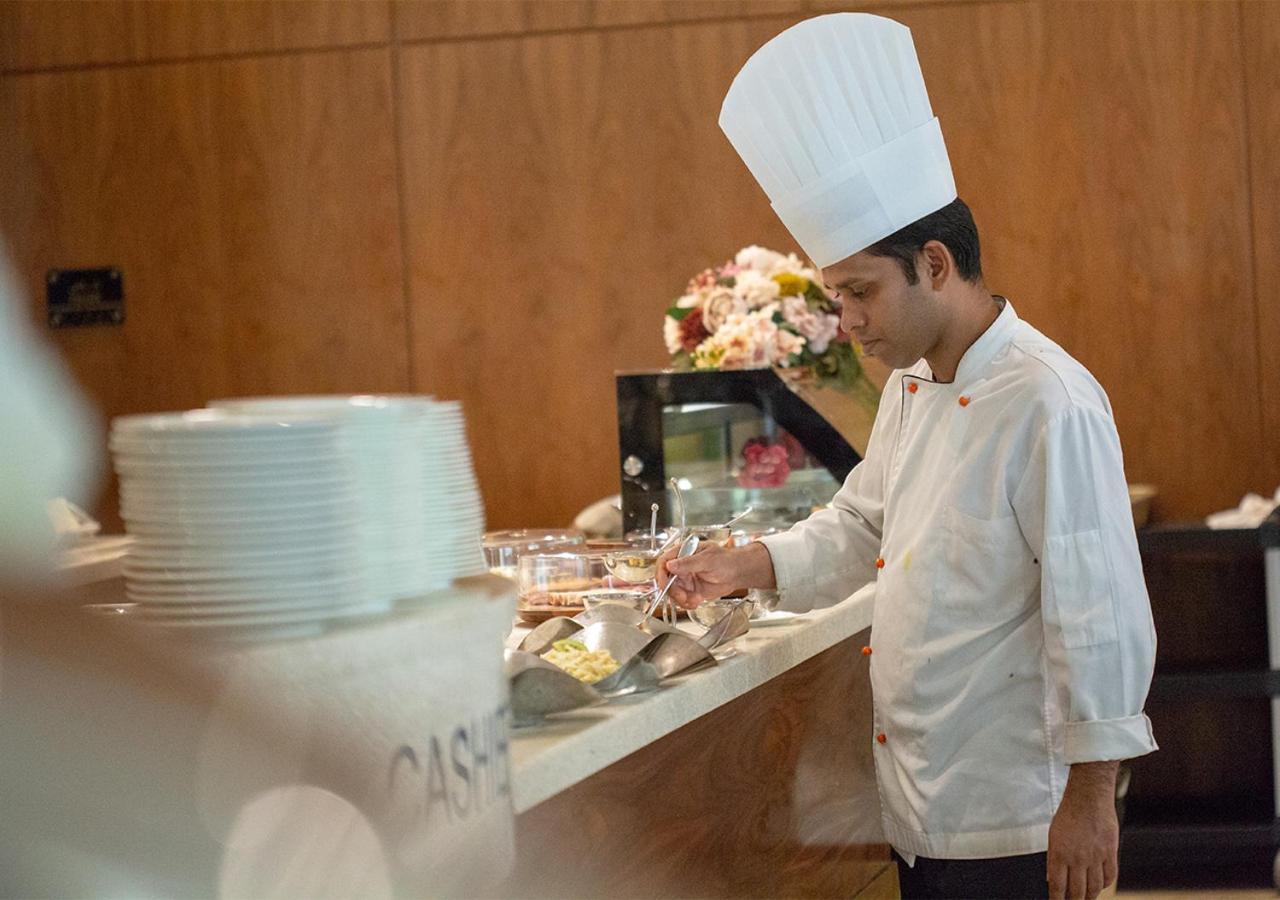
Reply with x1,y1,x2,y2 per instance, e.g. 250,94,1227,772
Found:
921,296,1017,386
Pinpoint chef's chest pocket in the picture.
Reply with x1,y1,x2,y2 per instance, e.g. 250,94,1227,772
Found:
935,506,1033,623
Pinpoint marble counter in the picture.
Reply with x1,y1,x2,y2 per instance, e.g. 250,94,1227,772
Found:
507,584,875,814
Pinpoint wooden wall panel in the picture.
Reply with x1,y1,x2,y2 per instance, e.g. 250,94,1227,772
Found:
391,0,950,42
394,0,808,42
887,0,1261,521
398,17,824,529
400,0,1262,528
0,1,390,72
1243,0,1280,498
0,49,409,523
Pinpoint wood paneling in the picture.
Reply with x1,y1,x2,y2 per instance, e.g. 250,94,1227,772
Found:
394,0,809,42
0,1,390,72
887,0,1262,520
391,0,951,42
1,0,1275,529
506,633,889,897
397,17,822,529
1243,0,1280,497
399,1,1262,528
0,49,409,524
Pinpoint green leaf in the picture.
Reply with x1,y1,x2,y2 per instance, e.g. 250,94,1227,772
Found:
666,305,695,321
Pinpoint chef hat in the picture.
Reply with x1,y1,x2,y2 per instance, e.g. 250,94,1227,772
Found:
719,13,956,269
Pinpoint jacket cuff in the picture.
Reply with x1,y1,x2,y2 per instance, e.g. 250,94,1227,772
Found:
756,532,816,614
1064,713,1158,764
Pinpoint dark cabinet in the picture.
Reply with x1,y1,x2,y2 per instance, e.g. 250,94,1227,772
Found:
1119,516,1280,889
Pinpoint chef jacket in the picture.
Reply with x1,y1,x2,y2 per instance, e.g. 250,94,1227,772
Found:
759,299,1158,862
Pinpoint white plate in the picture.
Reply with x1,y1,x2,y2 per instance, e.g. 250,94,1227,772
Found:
126,540,356,565
119,497,354,523
124,578,360,599
112,409,335,436
127,586,365,606
114,455,346,473
131,592,363,612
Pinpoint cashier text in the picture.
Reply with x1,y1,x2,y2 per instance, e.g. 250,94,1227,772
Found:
389,704,512,826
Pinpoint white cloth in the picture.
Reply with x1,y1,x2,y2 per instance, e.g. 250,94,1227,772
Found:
719,13,956,268
1206,488,1280,529
759,301,1157,862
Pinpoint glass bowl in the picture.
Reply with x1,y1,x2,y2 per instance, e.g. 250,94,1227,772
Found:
483,528,586,578
580,588,651,612
601,548,662,584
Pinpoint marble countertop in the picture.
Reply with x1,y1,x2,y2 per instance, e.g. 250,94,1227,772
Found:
507,584,875,814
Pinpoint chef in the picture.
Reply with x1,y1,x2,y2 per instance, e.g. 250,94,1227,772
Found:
658,13,1158,900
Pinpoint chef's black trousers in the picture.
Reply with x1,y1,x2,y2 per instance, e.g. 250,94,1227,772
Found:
892,849,1050,900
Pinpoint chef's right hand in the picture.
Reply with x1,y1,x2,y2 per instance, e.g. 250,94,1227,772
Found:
657,541,776,610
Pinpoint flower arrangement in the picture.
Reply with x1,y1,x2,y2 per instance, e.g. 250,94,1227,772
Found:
663,245,864,389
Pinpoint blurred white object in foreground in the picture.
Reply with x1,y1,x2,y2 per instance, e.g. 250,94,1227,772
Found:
0,252,99,582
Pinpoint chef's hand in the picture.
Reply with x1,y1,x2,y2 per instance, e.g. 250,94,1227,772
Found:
1047,760,1119,900
656,541,776,610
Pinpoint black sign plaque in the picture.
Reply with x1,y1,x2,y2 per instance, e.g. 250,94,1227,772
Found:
47,267,125,328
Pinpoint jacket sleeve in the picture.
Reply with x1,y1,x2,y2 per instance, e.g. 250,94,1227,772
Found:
1012,404,1158,764
757,382,893,613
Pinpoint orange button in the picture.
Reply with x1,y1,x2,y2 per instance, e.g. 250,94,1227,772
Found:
875,557,885,569
958,395,971,407
861,646,873,656
907,382,918,394
876,733,887,744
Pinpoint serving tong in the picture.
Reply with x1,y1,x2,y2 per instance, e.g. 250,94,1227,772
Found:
623,480,754,625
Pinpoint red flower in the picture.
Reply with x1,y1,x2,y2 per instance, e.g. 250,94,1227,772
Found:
737,441,791,488
678,307,710,353
780,432,807,469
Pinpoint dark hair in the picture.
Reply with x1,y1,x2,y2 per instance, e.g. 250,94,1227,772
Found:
865,197,983,285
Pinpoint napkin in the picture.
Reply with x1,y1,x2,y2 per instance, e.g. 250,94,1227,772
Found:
1205,487,1280,529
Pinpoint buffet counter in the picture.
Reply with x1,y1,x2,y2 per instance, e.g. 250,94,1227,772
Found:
508,585,876,813
504,584,894,898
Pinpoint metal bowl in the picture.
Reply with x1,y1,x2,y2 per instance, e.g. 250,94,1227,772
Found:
690,597,755,629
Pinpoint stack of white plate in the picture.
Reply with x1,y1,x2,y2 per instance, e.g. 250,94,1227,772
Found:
421,401,487,583
211,395,487,599
111,410,372,638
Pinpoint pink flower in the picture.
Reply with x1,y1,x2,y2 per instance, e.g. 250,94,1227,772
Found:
737,440,791,488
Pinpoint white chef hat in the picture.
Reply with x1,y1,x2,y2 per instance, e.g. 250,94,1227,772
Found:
719,13,956,269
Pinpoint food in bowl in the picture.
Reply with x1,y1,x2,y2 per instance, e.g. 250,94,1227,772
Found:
542,638,620,684
602,549,661,584
517,553,606,608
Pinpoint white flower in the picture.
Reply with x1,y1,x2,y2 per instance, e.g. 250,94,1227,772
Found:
774,328,806,363
701,285,748,332
732,269,781,310
734,245,788,274
675,293,700,309
779,296,840,355
773,252,819,281
664,315,684,355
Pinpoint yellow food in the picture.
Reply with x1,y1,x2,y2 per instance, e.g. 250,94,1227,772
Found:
543,639,620,684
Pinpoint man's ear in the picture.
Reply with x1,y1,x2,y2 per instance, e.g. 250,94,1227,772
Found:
920,240,951,289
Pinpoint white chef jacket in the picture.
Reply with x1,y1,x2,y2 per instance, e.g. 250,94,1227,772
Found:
759,299,1158,862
